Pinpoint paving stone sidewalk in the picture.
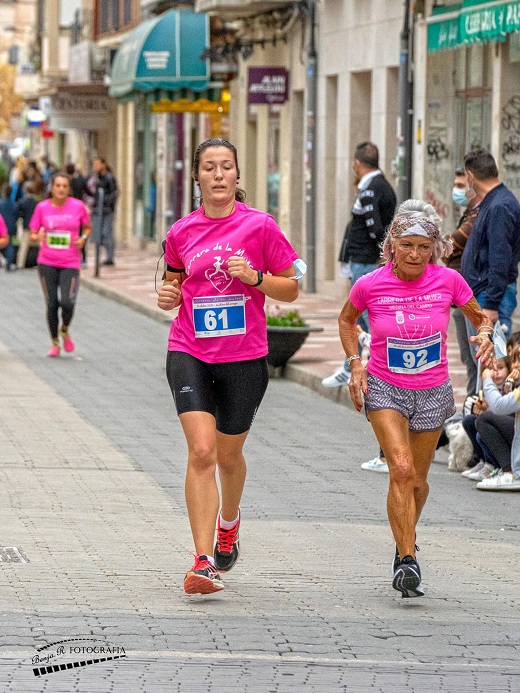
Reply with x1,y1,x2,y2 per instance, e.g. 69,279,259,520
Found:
0,269,519,692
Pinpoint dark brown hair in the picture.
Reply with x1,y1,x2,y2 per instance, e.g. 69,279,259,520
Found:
355,142,379,169
464,148,499,180
192,138,246,202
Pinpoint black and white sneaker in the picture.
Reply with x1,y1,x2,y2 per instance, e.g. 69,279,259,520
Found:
392,555,424,598
393,542,419,575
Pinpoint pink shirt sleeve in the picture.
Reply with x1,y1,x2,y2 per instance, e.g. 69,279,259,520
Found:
348,276,367,312
80,203,90,226
29,203,42,232
453,271,474,307
0,214,7,236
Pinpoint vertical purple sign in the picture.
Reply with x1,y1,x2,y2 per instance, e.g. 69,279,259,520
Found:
248,67,289,105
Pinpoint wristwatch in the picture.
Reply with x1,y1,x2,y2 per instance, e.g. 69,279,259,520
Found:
253,269,263,287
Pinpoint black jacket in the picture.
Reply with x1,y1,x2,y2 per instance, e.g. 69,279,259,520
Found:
338,173,396,265
92,171,118,216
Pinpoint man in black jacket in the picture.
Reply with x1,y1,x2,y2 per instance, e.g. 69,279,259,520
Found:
461,148,520,337
92,157,118,266
323,142,396,388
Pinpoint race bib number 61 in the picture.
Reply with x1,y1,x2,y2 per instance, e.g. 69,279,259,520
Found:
193,294,246,338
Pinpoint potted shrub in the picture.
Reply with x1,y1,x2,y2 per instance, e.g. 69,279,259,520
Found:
266,306,323,370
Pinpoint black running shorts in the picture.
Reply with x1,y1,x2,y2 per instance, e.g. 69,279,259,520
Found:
166,351,269,435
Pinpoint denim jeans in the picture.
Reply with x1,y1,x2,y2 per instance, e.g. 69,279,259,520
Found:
349,262,379,333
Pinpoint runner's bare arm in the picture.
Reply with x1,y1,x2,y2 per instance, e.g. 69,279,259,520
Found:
227,257,298,302
157,269,184,311
459,297,495,366
339,299,368,411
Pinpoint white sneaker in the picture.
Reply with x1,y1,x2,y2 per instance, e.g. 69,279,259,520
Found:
461,460,484,478
361,456,389,473
321,364,351,387
467,462,496,481
476,471,520,490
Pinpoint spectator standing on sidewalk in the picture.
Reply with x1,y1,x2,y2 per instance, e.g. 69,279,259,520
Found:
0,185,19,270
443,168,482,395
461,148,520,338
91,157,118,266
323,142,396,389
29,172,91,357
339,199,495,598
66,163,89,267
157,138,300,596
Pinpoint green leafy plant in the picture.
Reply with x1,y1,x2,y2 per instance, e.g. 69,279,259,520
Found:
266,305,308,327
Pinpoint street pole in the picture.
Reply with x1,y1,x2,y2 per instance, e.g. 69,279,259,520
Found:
304,0,317,293
396,0,413,205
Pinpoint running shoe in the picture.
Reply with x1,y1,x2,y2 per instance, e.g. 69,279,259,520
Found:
47,344,60,358
393,542,419,574
214,512,240,572
184,554,224,595
392,555,424,598
357,331,372,351
466,462,496,481
476,471,520,491
321,364,351,387
61,329,74,353
361,456,389,473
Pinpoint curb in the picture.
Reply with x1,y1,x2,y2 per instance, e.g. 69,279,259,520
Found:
81,277,172,325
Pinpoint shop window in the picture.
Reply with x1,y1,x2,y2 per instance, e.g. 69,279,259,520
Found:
95,0,136,37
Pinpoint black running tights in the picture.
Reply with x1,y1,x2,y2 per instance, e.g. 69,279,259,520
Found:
38,264,80,340
475,410,515,472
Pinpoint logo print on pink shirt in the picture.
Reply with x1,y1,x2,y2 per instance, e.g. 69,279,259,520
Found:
205,256,233,293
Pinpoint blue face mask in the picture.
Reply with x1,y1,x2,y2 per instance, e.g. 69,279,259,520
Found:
452,187,472,207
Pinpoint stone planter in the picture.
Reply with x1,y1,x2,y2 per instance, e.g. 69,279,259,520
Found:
266,325,324,370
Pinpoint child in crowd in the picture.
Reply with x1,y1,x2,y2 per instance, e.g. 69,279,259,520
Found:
475,345,520,490
461,355,510,481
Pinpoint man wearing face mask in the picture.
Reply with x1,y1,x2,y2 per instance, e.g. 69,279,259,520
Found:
443,168,482,395
461,148,520,338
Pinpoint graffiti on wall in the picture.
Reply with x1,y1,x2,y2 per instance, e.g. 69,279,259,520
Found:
427,136,449,162
425,189,451,220
502,95,520,173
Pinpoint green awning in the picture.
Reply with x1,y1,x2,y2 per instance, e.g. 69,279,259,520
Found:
460,0,520,44
109,9,209,98
428,4,462,52
428,1,520,52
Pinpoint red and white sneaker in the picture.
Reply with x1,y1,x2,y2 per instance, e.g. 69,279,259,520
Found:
184,554,224,595
214,511,240,572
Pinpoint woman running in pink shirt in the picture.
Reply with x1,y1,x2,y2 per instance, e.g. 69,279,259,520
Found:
339,199,495,598
158,139,301,595
30,172,91,357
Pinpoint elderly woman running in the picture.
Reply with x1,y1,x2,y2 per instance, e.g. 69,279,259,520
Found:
339,200,495,598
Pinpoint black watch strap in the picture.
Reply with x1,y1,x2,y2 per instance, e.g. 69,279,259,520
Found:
253,269,263,287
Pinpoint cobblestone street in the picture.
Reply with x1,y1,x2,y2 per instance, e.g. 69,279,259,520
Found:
0,269,519,692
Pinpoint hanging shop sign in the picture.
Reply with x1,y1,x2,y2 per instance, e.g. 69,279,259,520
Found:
248,68,289,105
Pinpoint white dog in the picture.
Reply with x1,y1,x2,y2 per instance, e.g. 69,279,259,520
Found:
445,421,474,472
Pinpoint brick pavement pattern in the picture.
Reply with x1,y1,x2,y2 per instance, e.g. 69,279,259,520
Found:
0,266,519,691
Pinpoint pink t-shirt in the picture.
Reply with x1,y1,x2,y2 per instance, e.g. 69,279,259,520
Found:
349,263,473,389
0,214,7,237
165,202,298,363
29,198,90,269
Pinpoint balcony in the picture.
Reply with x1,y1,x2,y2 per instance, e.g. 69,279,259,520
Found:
195,0,293,18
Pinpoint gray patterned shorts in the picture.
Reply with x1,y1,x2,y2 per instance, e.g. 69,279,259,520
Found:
365,374,456,431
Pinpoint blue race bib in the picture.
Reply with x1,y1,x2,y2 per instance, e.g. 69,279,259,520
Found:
193,294,246,338
387,332,442,374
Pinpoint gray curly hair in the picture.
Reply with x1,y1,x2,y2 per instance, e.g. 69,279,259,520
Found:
381,199,453,264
